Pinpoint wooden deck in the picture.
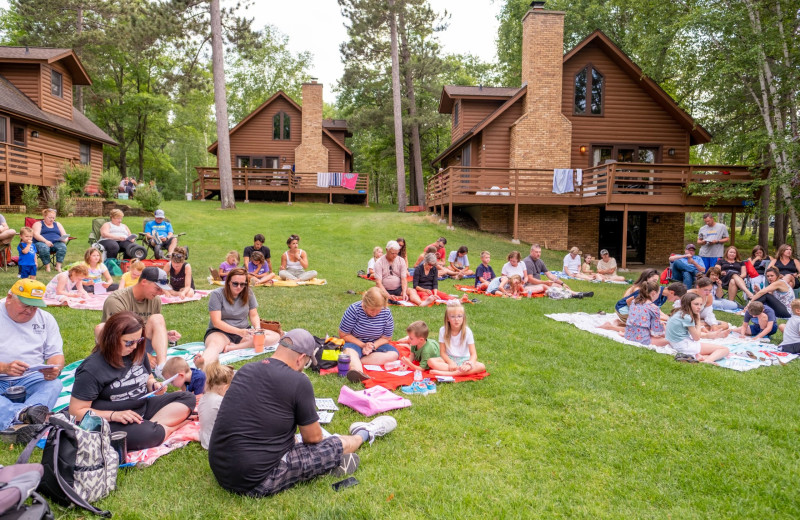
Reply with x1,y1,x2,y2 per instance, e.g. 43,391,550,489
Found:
193,168,369,204
0,143,79,204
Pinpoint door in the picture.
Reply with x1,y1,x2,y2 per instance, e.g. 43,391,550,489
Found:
599,210,648,264
10,123,27,176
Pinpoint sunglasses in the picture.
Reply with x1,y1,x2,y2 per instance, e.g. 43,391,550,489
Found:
172,254,184,261
124,337,145,348
231,281,248,287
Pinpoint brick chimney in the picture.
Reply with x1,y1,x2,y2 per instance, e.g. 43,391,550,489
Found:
294,80,328,173
509,4,572,170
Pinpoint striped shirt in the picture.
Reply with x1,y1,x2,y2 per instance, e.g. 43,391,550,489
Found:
339,302,394,343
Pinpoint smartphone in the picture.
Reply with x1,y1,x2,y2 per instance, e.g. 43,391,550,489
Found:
331,476,359,492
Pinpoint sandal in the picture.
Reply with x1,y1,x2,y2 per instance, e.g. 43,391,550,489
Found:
675,353,698,363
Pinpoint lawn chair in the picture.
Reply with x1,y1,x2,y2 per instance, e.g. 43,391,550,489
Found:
88,216,146,261
138,218,187,260
25,216,75,270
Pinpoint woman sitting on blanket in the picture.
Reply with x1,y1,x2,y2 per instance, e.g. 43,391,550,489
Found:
279,234,318,281
247,251,276,285
196,268,279,369
44,264,90,301
82,247,118,293
69,311,195,451
339,287,398,383
412,252,450,306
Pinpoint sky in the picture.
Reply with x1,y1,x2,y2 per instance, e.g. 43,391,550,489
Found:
0,0,502,101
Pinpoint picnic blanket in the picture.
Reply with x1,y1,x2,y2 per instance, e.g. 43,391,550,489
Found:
207,277,326,287
44,290,210,310
126,416,200,467
386,294,476,307
455,284,546,298
545,312,798,372
549,270,629,284
52,340,278,412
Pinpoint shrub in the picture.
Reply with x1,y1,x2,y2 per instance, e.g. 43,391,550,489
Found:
62,163,92,196
44,183,75,217
100,167,122,201
21,184,40,213
134,184,163,212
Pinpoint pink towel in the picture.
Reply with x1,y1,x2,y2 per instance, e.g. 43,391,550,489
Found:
126,420,200,467
341,173,358,190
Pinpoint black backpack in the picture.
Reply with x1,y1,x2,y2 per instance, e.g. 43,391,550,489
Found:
310,336,342,372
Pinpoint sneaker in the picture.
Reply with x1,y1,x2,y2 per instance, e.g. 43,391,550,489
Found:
330,453,360,477
422,378,437,394
400,381,429,395
346,369,371,383
18,405,51,425
0,424,46,445
582,291,594,298
349,416,397,444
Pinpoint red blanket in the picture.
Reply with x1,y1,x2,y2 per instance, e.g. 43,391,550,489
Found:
454,284,545,298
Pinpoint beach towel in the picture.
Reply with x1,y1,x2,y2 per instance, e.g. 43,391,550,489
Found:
342,173,358,190
51,341,277,413
206,277,326,287
454,284,546,298
126,420,200,467
337,386,411,416
44,291,210,310
548,270,628,284
545,312,798,371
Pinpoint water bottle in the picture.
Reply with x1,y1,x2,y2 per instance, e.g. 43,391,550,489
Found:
414,370,422,383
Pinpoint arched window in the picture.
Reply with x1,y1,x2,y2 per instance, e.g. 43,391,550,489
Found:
273,112,290,140
574,65,604,116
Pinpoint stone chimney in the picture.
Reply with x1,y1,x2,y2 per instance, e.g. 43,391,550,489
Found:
294,80,328,173
509,4,572,170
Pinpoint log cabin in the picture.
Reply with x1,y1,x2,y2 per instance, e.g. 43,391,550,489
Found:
428,2,758,266
198,81,367,204
0,47,116,204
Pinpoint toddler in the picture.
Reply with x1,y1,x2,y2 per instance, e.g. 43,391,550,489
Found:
367,246,383,278
198,361,234,449
162,357,206,396
219,250,239,279
17,226,36,279
119,259,145,289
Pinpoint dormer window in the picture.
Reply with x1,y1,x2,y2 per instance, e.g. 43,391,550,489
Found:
51,70,63,98
273,112,290,140
574,65,603,116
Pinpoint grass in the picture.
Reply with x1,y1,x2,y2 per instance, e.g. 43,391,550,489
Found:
0,201,798,519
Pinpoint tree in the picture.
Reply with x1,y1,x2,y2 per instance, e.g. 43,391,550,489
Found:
388,0,408,212
209,0,234,209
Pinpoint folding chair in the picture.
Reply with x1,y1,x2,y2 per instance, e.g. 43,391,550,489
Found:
0,241,10,271
139,218,186,260
25,216,75,269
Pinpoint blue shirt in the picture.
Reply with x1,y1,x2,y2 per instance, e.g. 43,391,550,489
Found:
17,242,37,266
339,301,394,343
743,305,776,326
186,368,206,395
145,219,173,239
475,264,495,287
673,255,703,274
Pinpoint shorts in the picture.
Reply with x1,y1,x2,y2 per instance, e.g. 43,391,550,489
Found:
670,338,701,356
19,264,36,278
385,287,402,297
449,355,470,366
749,323,778,337
344,342,398,358
779,342,800,354
248,436,343,497
204,328,244,344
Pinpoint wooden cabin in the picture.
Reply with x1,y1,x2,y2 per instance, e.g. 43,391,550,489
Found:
198,82,367,204
0,47,116,205
429,5,757,266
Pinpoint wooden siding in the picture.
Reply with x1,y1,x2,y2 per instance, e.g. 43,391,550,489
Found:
27,125,80,165
0,63,40,106
228,97,301,166
452,99,505,142
478,100,524,169
323,133,346,172
89,143,102,188
563,43,690,168
40,62,73,121
326,129,347,146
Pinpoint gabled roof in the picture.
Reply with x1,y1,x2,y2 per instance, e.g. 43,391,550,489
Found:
564,30,711,145
439,85,521,113
208,91,352,157
0,75,116,145
0,47,92,85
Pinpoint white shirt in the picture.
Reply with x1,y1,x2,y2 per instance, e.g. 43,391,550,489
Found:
448,251,469,268
438,326,475,358
781,315,800,346
563,253,581,275
0,299,63,381
501,261,527,279
367,257,376,271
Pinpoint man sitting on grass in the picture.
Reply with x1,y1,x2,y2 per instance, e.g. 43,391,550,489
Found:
208,329,397,496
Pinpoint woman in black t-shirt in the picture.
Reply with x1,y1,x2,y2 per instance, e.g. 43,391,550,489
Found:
412,253,447,305
69,311,195,451
715,246,754,302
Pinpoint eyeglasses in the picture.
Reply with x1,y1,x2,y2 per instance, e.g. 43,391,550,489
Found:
123,337,145,348
172,254,184,261
231,281,248,287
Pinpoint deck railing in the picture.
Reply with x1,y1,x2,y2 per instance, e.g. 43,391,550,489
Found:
0,143,78,203
193,167,369,204
425,163,758,208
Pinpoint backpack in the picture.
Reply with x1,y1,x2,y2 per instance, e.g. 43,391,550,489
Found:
310,336,343,372
104,258,122,277
17,416,117,517
0,463,53,520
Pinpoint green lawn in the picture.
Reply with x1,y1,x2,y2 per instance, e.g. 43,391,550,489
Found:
0,202,797,519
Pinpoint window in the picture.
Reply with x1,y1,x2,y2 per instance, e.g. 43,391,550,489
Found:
80,143,91,164
51,70,63,98
12,125,25,146
574,65,604,115
273,112,290,140
0,116,6,143
454,101,460,127
237,156,250,168
592,145,660,166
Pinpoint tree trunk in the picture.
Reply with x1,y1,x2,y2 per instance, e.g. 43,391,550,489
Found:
774,185,785,247
398,6,425,207
388,0,407,212
75,7,83,114
759,182,770,249
210,0,235,209
739,210,748,236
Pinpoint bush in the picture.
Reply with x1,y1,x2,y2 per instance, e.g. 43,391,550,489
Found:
134,184,163,212
21,184,40,213
44,183,75,217
62,163,92,196
100,167,122,201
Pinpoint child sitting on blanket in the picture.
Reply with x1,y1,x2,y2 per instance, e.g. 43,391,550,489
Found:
475,251,495,290
778,299,800,353
665,293,729,364
219,250,239,279
367,246,382,278
45,264,90,301
579,254,602,281
395,320,440,371
248,251,276,285
428,301,486,376
162,357,206,395
623,279,668,346
119,260,144,289
738,300,778,341
448,246,474,280
688,277,730,337
198,361,234,450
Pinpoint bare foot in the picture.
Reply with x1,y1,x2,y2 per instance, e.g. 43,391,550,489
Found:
193,353,205,370
45,265,51,272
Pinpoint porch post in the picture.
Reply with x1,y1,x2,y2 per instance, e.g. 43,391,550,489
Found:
287,170,293,205
621,204,629,269
2,143,8,205
200,171,206,201
244,170,249,203
730,210,736,246
512,168,520,244
447,169,454,230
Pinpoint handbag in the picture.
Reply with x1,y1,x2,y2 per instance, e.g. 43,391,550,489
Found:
338,385,411,416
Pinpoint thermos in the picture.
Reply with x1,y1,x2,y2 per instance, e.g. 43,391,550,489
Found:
4,386,26,404
110,431,128,465
337,354,351,377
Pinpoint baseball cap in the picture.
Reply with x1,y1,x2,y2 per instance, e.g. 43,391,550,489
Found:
10,279,46,308
139,267,172,291
599,249,609,256
685,243,696,251
279,329,315,357
154,209,165,218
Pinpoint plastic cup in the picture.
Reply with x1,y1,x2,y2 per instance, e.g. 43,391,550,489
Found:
253,331,265,353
